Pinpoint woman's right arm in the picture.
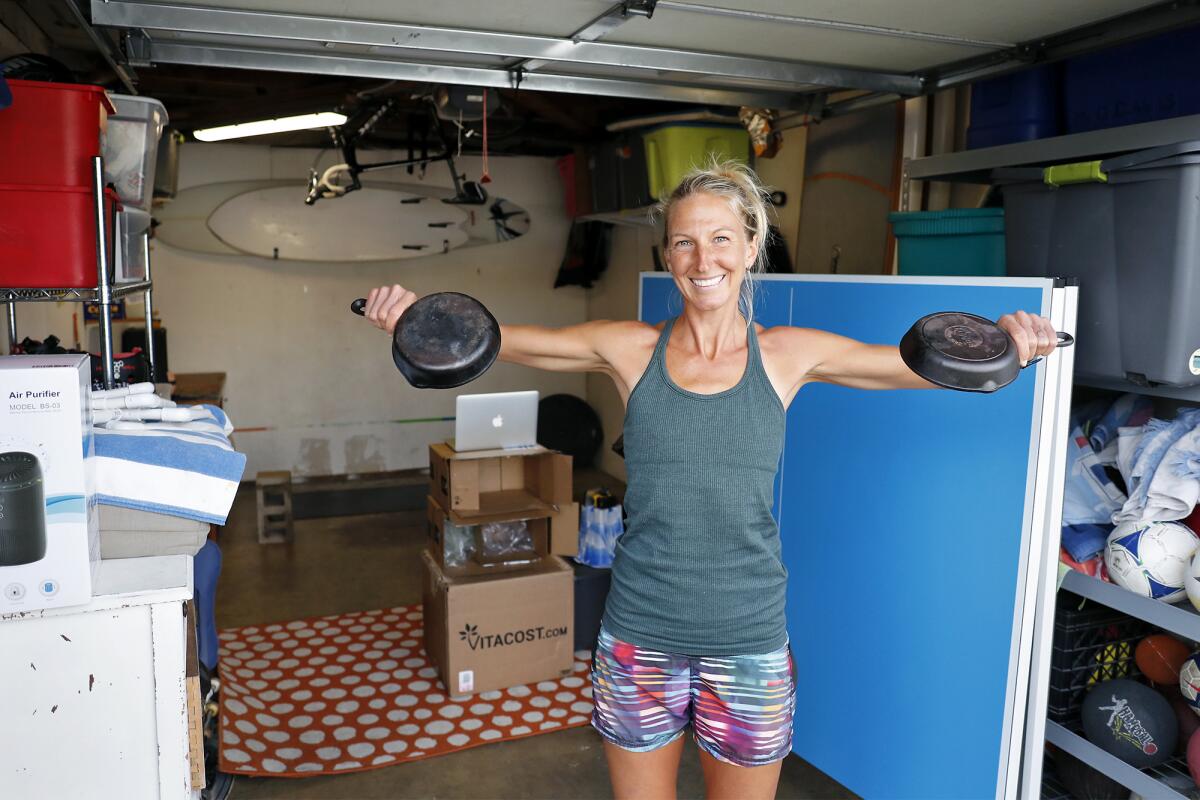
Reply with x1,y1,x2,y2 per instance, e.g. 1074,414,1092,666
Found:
360,284,632,376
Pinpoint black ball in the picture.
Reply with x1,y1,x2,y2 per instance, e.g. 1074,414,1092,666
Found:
1054,750,1128,799
1081,678,1176,768
536,394,602,468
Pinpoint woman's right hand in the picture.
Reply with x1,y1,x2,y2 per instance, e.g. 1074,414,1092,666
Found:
362,284,419,335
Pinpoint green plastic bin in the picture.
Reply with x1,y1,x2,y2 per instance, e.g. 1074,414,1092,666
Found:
887,208,1006,276
642,124,750,200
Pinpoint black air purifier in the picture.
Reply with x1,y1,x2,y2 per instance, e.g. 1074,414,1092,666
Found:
0,452,46,566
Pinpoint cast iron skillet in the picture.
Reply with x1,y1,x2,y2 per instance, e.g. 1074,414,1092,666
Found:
351,292,501,389
899,311,1074,393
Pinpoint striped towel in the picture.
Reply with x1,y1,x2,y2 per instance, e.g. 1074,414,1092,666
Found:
92,404,247,524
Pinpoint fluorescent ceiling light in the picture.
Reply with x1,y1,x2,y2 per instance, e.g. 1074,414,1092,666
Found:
193,112,347,142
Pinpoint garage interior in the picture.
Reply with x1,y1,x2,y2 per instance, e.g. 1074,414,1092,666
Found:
5,1,1200,798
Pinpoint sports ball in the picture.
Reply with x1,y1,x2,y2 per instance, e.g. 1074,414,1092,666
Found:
1105,521,1200,602
1185,549,1200,612
1180,654,1200,717
1081,678,1176,768
1054,749,1129,799
1135,634,1191,685
1189,727,1200,785
1168,690,1200,753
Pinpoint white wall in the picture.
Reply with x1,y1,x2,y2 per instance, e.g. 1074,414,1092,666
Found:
21,143,588,477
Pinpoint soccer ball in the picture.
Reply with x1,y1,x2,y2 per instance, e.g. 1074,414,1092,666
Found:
1180,654,1200,717
1185,550,1200,613
1104,521,1200,603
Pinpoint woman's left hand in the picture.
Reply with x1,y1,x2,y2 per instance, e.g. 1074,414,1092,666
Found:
996,310,1059,366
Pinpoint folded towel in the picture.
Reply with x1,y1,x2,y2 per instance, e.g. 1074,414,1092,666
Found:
1114,409,1200,524
92,404,246,524
1142,426,1200,522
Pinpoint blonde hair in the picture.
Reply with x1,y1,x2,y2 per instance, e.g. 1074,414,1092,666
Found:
654,158,772,323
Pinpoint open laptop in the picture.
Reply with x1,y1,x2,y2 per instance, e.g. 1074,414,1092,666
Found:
451,390,540,452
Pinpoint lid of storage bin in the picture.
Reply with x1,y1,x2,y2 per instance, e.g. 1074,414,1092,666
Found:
108,93,168,130
641,121,746,134
1101,140,1200,173
5,79,115,114
887,208,1004,237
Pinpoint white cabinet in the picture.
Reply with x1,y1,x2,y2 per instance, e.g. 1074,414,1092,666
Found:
0,555,198,799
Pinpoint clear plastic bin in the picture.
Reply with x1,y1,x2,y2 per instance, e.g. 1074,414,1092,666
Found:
114,208,151,283
103,95,167,210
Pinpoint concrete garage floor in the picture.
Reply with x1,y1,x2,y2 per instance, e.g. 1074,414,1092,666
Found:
214,470,857,800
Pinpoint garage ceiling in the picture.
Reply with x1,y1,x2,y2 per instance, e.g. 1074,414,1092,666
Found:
17,0,1200,152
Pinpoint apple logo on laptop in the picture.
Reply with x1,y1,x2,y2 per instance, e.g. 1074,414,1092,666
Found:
492,414,504,428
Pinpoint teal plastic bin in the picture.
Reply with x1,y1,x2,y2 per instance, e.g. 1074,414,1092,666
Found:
887,208,1005,276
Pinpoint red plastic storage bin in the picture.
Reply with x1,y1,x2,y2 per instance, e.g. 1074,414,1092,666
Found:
0,80,115,187
0,184,119,287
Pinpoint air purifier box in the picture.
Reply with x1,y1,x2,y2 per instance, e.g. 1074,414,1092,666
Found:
0,355,97,614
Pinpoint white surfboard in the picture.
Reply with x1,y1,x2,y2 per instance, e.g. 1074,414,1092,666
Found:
155,180,529,262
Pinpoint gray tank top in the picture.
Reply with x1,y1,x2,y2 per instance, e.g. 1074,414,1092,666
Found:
602,316,788,655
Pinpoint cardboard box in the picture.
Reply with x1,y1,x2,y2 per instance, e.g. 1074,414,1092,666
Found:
426,494,546,577
421,549,574,696
426,494,579,576
547,501,580,558
0,355,97,613
429,442,571,517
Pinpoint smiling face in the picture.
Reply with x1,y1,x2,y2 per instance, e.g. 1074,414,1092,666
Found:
664,191,759,315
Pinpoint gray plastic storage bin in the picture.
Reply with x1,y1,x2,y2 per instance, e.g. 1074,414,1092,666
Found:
1001,141,1200,388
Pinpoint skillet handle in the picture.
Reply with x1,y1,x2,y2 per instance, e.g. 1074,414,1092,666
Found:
1022,331,1075,368
350,298,367,316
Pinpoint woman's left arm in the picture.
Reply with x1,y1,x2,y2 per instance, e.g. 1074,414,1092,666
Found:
793,310,1060,391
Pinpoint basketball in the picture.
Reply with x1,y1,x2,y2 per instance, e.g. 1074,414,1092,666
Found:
1135,634,1191,685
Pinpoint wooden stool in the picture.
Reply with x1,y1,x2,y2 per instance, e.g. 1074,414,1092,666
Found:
255,470,294,544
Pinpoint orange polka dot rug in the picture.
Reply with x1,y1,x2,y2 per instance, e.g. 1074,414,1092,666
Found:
217,605,595,777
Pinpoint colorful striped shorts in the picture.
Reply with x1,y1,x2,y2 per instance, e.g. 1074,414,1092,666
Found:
590,624,796,767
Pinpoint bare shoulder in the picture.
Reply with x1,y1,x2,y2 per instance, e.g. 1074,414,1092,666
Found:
587,320,662,401
756,325,839,389
757,324,825,357
588,319,661,350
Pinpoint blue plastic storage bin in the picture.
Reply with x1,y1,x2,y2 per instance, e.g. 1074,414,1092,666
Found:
888,208,1005,277
1063,24,1200,134
967,65,1061,149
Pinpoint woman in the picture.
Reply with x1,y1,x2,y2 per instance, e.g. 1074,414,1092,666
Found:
362,161,1058,800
